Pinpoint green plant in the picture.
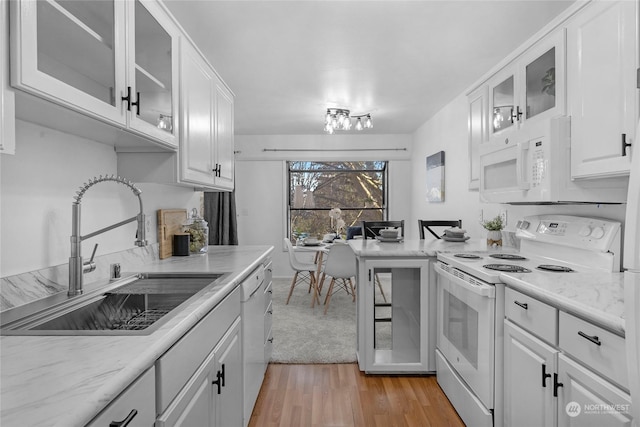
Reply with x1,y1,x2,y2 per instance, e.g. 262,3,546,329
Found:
483,215,504,231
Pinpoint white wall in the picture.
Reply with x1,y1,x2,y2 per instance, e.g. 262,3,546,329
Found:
0,120,201,277
409,93,627,240
234,134,412,277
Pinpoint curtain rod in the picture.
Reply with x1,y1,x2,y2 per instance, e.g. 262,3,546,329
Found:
262,148,407,152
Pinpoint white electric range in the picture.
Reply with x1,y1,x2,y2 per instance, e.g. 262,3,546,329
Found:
434,214,622,427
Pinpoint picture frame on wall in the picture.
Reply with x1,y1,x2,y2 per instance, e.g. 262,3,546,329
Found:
426,151,445,202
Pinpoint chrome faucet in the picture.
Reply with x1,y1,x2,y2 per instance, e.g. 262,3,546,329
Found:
69,175,147,296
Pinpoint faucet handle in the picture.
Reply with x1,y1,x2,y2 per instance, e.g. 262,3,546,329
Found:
83,243,98,274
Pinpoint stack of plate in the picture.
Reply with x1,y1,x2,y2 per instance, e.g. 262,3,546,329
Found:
442,227,470,242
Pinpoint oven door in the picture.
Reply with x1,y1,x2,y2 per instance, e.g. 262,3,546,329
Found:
436,262,495,409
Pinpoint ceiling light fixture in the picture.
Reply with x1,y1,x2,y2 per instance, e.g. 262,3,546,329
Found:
324,108,373,134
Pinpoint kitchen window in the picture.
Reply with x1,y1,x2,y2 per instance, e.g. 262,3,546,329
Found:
287,161,388,239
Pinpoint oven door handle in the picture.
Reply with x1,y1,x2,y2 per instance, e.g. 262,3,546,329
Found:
436,263,495,298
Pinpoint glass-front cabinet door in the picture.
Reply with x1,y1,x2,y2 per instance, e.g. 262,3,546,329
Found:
357,258,430,373
11,0,178,148
13,0,126,124
126,0,179,146
488,29,565,141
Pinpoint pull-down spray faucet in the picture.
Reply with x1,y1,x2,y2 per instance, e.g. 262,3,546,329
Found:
68,175,147,296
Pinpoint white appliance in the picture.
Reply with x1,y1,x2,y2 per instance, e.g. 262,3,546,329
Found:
624,121,640,426
479,116,628,204
240,265,265,426
435,214,622,427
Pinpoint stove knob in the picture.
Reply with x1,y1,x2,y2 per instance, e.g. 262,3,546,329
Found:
590,226,605,239
578,225,592,237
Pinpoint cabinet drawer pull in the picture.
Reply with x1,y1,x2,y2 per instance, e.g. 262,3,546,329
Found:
541,364,551,387
578,331,601,346
553,373,563,397
268,337,274,343
514,301,528,310
267,309,273,315
109,409,138,427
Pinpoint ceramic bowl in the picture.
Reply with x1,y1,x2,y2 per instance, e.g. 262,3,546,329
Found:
379,229,398,239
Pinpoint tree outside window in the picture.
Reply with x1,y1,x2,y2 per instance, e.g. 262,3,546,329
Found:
288,161,387,241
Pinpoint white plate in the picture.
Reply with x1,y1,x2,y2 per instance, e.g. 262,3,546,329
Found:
442,235,470,242
302,242,323,246
376,236,403,243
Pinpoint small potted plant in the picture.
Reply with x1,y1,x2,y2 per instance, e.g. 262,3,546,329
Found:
483,215,504,247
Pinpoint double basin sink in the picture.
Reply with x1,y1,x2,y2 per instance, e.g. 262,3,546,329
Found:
1,272,229,336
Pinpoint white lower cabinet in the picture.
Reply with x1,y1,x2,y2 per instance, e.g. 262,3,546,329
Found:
504,321,557,427
87,367,156,427
156,287,243,427
504,287,631,426
156,318,242,427
356,257,431,373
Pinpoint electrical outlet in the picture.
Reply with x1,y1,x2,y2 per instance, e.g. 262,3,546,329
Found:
500,210,507,226
478,209,484,223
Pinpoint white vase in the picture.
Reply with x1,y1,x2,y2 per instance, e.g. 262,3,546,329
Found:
487,230,503,247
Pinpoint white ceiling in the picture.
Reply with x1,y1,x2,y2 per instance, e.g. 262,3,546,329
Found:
163,0,575,135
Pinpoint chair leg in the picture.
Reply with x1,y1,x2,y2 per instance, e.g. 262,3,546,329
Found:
324,278,336,315
375,273,388,303
318,272,326,295
310,271,320,308
286,272,299,305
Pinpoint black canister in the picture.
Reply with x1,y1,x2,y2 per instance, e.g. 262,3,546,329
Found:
173,233,190,256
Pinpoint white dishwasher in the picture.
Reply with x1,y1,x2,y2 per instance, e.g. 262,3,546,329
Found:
241,265,265,426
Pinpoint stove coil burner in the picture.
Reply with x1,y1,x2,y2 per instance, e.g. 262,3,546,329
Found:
454,253,482,259
537,265,574,272
489,254,527,260
483,264,532,273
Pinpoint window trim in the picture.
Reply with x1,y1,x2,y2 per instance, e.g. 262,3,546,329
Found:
285,160,389,240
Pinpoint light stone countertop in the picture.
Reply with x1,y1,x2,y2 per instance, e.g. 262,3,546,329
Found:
348,237,501,257
0,245,273,427
499,271,625,335
348,238,625,334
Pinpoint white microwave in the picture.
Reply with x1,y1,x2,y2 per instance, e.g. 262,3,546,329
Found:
479,116,628,204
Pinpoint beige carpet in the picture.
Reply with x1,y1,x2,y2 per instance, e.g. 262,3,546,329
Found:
270,277,357,364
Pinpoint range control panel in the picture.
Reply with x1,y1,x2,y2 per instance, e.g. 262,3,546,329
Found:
515,214,621,252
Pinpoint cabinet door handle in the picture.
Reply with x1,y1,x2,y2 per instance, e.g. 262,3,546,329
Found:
510,106,523,123
514,300,528,310
268,337,274,343
109,409,138,427
541,364,551,387
578,331,601,346
553,373,563,397
212,370,223,394
622,133,632,156
220,363,226,387
121,87,140,115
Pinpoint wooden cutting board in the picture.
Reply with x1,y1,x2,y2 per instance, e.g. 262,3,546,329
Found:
157,209,188,259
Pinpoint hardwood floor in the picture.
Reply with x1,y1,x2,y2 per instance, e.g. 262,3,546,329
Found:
248,363,465,427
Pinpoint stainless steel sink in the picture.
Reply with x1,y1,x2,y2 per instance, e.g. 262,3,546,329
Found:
1,272,229,336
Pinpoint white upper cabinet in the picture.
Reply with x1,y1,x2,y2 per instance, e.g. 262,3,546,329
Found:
179,38,234,190
1,0,15,155
467,85,488,190
10,0,178,148
566,0,636,179
488,29,565,143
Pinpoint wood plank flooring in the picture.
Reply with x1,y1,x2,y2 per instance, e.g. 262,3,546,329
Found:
248,363,465,427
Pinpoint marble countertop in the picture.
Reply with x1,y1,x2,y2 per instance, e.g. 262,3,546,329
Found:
500,271,625,335
348,238,497,257
348,238,625,334
0,245,273,427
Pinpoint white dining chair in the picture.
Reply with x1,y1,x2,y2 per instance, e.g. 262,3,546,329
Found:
319,242,357,314
283,238,320,307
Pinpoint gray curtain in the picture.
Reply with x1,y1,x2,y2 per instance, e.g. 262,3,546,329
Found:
204,191,238,245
